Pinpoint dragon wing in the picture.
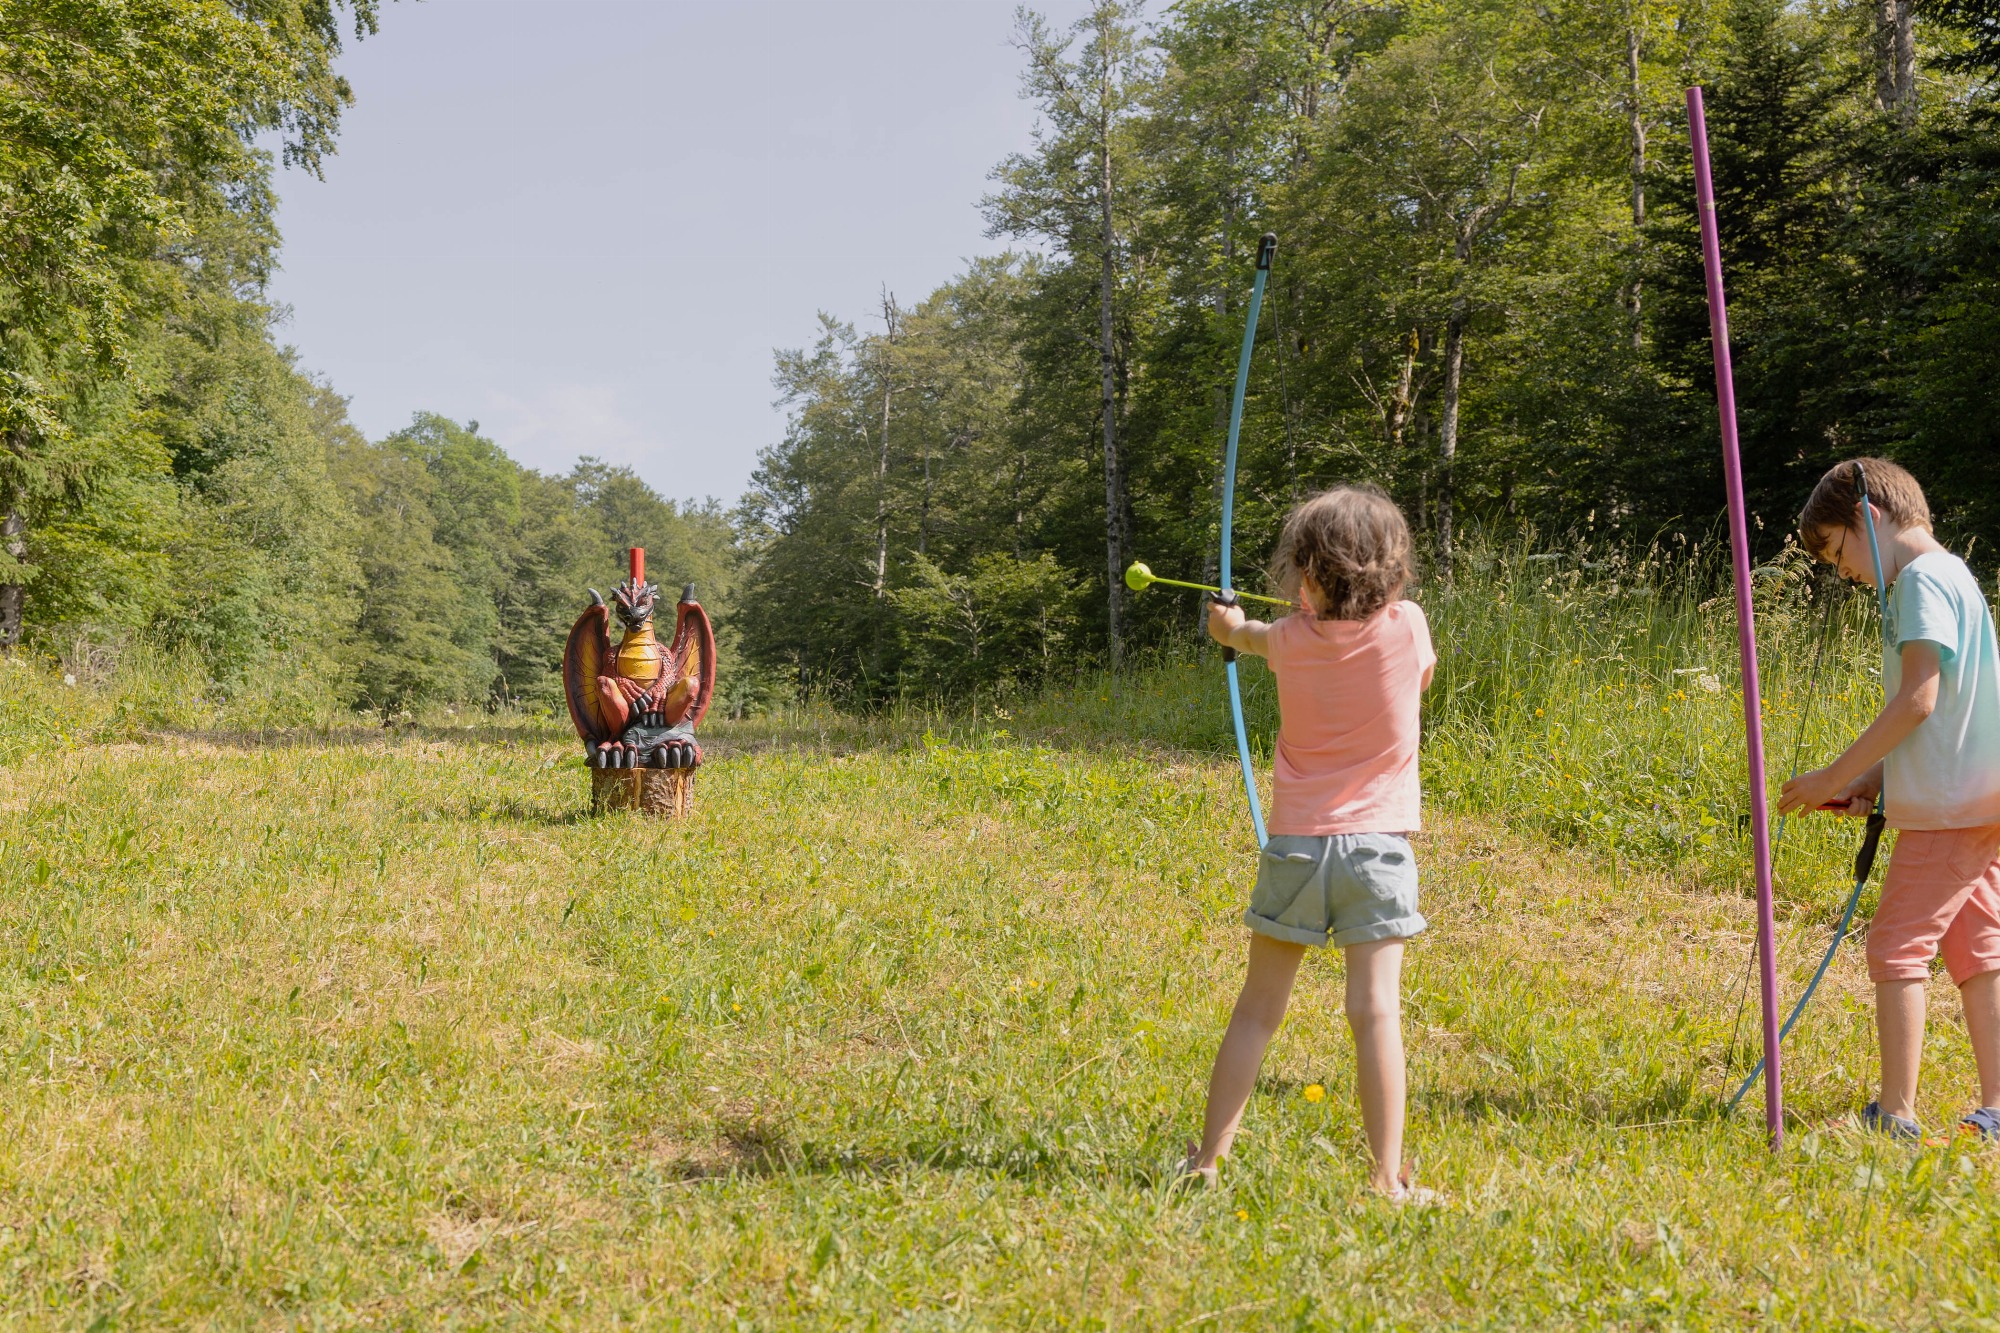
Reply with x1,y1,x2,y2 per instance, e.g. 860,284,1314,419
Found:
562,594,615,744
663,591,717,729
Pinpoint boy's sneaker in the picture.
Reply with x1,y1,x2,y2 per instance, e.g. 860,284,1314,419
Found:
1958,1107,2000,1142
1860,1100,1922,1141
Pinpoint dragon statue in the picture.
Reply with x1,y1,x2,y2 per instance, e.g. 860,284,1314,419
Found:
563,547,715,814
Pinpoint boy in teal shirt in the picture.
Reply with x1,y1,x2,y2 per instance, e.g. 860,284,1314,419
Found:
1779,458,2000,1141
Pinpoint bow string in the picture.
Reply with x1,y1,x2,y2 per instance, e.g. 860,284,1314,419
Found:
1727,462,1893,1112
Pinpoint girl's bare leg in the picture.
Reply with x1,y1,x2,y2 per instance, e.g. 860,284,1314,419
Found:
1193,933,1305,1170
1344,937,1406,1192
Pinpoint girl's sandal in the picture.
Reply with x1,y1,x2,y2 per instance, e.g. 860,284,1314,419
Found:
1178,1140,1219,1190
1385,1163,1443,1208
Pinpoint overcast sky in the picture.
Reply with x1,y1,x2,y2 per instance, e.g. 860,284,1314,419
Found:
268,0,1093,508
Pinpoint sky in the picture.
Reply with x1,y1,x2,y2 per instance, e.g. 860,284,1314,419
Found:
268,0,1093,509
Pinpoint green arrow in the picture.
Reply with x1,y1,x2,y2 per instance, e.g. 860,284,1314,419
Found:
1124,561,1295,608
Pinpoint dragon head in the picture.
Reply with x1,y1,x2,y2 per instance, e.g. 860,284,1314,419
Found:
612,577,657,631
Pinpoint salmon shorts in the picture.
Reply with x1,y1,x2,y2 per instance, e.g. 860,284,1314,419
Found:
1865,824,2000,985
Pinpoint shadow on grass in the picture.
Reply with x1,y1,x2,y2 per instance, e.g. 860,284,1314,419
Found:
1416,1074,1704,1129
643,1112,1189,1189
452,797,596,826
376,791,598,825
645,1077,1714,1193
144,724,565,751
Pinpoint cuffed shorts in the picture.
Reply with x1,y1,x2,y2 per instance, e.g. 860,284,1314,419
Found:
1866,824,2000,985
1244,832,1426,949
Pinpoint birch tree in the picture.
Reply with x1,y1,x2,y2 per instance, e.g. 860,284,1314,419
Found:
985,1,1154,665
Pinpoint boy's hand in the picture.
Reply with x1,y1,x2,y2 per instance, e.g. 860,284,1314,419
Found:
1822,770,1881,817
1207,598,1246,647
1779,766,1866,816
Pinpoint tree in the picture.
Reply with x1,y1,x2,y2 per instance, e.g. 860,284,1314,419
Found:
986,1,1154,664
1299,6,1554,558
0,0,378,650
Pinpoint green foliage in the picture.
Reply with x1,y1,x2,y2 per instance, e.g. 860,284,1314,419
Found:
0,0,377,634
740,0,2000,695
335,416,741,712
888,551,1082,699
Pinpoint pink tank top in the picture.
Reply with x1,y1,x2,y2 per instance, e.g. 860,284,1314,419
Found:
1262,601,1434,836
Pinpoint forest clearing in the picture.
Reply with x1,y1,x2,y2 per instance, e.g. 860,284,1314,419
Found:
9,0,2000,1326
4,560,1997,1329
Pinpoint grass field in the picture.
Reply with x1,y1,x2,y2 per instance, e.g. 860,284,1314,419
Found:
4,552,2000,1328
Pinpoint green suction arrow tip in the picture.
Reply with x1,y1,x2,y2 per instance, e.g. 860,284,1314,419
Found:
1124,561,1155,593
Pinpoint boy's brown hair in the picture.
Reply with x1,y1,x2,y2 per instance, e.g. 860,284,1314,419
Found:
1796,457,1931,558
1270,484,1414,621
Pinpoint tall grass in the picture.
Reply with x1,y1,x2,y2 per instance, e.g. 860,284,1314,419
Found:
991,537,1885,914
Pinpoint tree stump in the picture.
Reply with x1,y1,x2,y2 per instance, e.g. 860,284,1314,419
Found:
590,767,696,817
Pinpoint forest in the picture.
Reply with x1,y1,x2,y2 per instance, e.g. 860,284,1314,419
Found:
7,0,2000,712
0,0,735,714
741,0,2000,702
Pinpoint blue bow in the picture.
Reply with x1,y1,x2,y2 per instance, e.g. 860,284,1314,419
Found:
1219,233,1278,848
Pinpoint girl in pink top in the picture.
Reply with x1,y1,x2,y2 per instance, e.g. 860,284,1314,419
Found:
1186,486,1436,1201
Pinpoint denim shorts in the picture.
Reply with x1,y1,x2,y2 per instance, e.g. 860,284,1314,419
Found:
1244,833,1426,948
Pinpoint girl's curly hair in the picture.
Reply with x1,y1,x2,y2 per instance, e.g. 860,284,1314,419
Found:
1269,485,1414,621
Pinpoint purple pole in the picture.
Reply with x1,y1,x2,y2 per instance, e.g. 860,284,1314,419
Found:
1688,86,1782,1148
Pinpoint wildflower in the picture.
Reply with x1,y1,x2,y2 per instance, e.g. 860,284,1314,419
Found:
1698,674,1722,694
1534,708,1544,717
1304,1084,1325,1103
1236,1208,1249,1221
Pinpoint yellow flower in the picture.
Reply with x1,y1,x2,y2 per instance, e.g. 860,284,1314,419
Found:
1304,1083,1325,1103
1235,1208,1249,1221
1534,708,1544,717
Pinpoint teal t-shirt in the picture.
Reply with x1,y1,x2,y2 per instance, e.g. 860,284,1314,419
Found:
1882,551,2000,830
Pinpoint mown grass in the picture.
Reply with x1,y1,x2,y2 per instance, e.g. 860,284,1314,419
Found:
2,549,1998,1329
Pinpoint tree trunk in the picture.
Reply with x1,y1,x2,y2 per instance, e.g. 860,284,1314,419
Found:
1012,451,1026,560
918,432,931,557
1874,0,1916,124
1202,210,1234,619
1438,305,1466,565
871,294,899,600
1098,107,1124,667
1387,329,1420,448
591,767,695,817
1626,22,1647,350
0,507,23,654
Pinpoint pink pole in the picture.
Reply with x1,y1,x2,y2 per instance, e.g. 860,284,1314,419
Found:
1688,86,1782,1147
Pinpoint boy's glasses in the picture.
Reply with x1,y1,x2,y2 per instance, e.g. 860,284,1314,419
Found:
1829,527,1849,571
